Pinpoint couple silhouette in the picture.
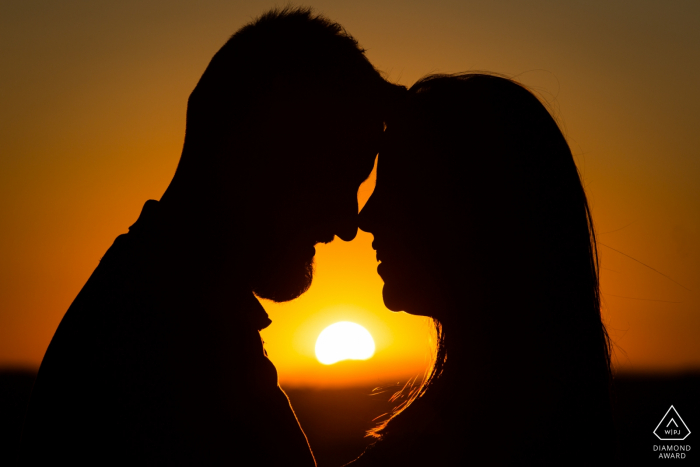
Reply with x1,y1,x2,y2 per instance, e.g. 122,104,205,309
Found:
18,7,616,466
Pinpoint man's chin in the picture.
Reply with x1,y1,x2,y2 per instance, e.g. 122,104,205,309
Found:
252,258,314,303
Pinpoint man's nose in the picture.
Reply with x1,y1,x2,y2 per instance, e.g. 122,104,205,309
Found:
325,189,360,242
335,209,359,242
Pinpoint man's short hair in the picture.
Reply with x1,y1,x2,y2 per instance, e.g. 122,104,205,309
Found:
184,6,400,150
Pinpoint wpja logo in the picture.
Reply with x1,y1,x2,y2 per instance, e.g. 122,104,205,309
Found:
653,405,691,460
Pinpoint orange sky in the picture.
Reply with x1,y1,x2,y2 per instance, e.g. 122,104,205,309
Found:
1,0,699,387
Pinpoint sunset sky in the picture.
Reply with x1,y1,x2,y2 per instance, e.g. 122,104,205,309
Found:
1,0,699,388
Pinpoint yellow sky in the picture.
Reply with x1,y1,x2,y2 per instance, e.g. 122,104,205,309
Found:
1,0,699,387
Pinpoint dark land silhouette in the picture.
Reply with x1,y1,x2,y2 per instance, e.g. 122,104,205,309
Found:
16,7,402,466
2,369,697,465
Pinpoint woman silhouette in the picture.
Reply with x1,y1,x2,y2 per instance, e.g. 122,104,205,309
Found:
352,74,616,465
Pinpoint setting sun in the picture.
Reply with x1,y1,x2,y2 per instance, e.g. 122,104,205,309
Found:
315,322,376,365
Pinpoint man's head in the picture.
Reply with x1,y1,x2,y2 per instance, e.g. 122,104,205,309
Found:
164,7,404,302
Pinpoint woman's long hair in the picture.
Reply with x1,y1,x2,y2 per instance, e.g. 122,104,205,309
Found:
369,73,614,457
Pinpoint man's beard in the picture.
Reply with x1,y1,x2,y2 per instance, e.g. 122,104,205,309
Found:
251,253,315,303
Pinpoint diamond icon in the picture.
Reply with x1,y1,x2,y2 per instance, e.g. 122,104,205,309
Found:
654,405,691,441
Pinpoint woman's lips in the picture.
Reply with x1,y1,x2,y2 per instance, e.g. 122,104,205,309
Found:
372,241,388,275
375,248,384,263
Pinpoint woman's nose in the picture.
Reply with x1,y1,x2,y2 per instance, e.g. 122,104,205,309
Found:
358,192,378,234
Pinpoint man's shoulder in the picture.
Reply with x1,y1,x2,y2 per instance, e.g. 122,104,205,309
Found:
40,232,281,392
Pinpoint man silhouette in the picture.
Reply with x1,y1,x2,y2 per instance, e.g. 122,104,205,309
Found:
19,8,402,466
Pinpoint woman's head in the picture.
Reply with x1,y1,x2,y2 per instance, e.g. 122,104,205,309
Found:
360,73,614,458
361,74,597,328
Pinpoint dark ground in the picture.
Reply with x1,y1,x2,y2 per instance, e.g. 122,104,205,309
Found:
1,369,697,465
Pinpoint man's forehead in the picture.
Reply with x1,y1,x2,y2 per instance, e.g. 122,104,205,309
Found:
252,86,386,177
285,83,389,124
322,144,378,175
378,127,427,177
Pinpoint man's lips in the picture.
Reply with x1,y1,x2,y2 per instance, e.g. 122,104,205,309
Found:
318,237,334,245
294,231,334,255
314,231,336,245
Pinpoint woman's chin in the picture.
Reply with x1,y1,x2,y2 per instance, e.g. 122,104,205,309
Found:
382,284,428,316
380,283,405,311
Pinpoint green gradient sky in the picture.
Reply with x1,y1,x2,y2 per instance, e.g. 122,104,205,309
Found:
1,1,699,385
